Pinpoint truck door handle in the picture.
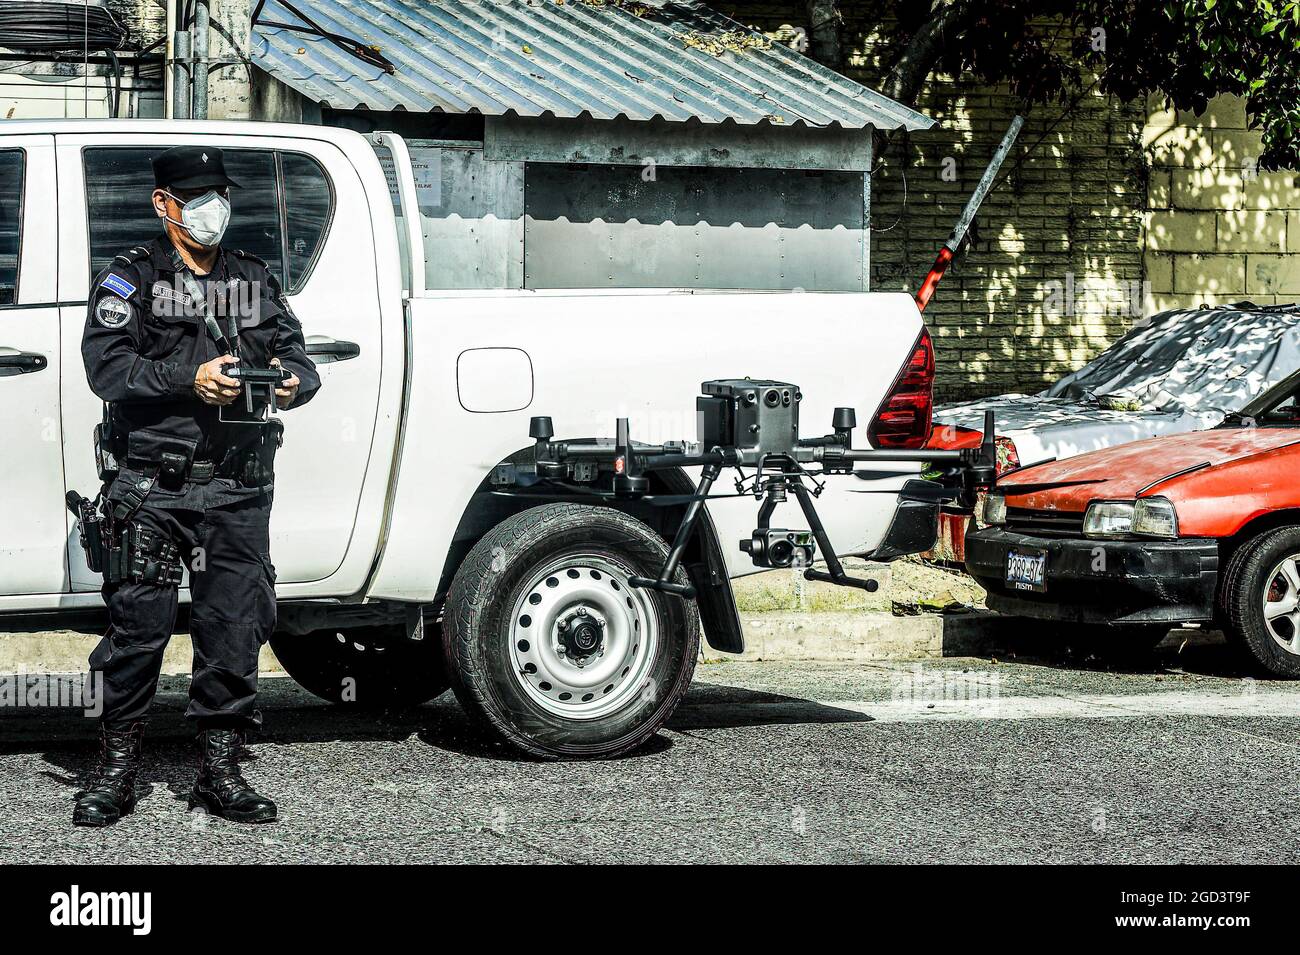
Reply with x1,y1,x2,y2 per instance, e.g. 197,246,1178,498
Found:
305,338,360,364
0,349,48,376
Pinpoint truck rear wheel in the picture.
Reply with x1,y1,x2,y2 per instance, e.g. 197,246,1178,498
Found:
269,625,450,708
1223,526,1300,678
444,503,700,759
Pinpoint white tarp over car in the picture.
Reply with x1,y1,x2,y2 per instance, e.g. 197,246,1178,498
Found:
933,302,1300,465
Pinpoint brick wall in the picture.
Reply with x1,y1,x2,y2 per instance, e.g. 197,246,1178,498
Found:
870,85,1146,402
1145,94,1300,311
725,3,1149,402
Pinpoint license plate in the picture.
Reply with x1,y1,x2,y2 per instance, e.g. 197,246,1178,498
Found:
1005,549,1047,592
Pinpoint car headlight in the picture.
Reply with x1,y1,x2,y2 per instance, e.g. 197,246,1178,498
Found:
1083,501,1135,538
982,492,1006,526
1133,497,1179,538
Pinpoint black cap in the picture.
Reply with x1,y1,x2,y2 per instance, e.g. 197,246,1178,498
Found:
151,145,240,191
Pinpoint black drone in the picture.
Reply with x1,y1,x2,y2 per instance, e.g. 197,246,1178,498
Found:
493,379,997,599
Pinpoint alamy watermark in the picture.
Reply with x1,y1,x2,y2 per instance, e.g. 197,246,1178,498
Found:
0,671,104,717
1042,272,1149,319
149,276,262,322
50,885,151,935
890,663,1000,709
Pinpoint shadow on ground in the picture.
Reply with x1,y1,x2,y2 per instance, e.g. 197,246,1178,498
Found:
943,613,1266,680
4,678,873,797
667,684,871,730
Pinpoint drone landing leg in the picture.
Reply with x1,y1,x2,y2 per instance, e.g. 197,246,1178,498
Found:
788,480,880,593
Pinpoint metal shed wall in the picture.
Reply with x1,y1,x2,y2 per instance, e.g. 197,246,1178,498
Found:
376,140,867,292
523,163,865,291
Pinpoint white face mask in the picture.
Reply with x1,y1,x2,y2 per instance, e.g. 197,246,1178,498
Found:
163,190,231,247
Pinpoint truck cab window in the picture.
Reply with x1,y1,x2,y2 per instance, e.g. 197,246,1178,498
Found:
281,152,332,292
84,147,283,283
222,150,284,277
0,150,23,305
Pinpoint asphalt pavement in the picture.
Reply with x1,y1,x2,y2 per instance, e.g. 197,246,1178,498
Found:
0,635,1295,864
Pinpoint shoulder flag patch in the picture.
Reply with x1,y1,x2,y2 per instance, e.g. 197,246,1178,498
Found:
100,273,137,299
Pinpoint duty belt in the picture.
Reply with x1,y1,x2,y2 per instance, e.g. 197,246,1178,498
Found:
123,455,217,485
110,457,216,523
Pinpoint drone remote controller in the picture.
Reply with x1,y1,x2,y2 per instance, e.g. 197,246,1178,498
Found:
220,364,291,425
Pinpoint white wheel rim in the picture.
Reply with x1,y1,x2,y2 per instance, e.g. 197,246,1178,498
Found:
508,553,660,720
1261,555,1300,656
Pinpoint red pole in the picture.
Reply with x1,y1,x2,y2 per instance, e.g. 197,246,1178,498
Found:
912,115,1023,313
914,246,954,313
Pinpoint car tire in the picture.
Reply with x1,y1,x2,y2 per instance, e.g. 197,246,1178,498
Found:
1223,526,1300,678
444,503,700,759
269,624,450,707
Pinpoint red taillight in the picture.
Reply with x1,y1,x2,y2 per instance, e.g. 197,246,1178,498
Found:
869,327,935,449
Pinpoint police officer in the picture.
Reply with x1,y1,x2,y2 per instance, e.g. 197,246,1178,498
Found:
74,145,320,827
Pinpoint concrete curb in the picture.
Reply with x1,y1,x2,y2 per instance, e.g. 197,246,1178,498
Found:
707,611,1220,662
0,632,284,676
0,612,1221,674
0,612,1006,674
707,609,1010,663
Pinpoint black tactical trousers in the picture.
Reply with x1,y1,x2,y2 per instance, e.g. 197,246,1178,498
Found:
90,494,276,727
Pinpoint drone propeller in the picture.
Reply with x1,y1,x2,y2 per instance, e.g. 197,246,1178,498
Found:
845,482,957,503
851,468,925,480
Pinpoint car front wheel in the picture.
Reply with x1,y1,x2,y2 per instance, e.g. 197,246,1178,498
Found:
444,503,700,759
1223,526,1300,678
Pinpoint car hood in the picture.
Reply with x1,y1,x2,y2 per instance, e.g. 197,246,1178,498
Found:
932,394,1211,464
998,426,1300,510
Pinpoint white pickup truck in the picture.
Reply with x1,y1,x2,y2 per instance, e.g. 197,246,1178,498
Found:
0,119,948,757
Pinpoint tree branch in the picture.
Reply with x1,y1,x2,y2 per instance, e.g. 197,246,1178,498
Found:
881,0,979,108
805,0,843,69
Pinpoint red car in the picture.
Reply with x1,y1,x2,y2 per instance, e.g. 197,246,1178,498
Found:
965,370,1300,678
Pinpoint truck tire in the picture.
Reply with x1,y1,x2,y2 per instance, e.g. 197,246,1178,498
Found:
1223,526,1300,678
444,503,700,759
269,625,450,708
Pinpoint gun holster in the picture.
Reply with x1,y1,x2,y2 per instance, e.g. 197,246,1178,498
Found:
67,492,109,574
69,487,183,585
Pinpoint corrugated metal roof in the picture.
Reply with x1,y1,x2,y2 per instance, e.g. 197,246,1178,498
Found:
250,0,934,130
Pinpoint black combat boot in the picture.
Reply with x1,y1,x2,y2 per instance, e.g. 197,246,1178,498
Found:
232,727,257,760
190,728,277,823
73,721,145,827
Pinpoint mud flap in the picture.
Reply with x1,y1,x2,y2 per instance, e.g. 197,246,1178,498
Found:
867,479,943,562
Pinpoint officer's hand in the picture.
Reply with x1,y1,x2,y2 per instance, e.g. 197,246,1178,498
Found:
271,357,300,410
194,355,240,406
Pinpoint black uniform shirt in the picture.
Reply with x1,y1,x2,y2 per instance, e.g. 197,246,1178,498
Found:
82,235,321,509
